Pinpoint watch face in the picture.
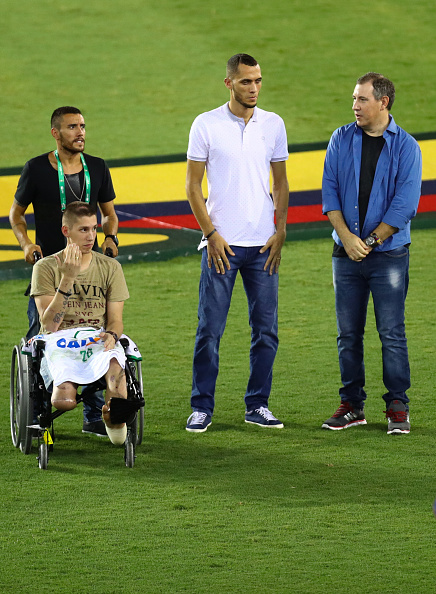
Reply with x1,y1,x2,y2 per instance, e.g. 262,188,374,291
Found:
365,236,376,247
107,235,119,246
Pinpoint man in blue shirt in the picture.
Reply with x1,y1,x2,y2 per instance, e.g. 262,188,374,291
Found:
321,72,422,435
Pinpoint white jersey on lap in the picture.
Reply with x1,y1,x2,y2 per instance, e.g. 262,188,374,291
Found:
41,327,125,387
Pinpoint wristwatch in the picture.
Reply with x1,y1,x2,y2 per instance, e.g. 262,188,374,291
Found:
364,233,383,248
105,234,119,246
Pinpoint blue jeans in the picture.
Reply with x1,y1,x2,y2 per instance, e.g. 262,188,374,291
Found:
191,246,279,415
27,297,104,424
26,297,39,341
332,246,410,407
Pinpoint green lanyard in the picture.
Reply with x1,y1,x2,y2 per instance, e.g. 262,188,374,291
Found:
54,150,91,211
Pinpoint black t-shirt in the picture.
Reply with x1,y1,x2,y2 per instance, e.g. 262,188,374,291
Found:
333,132,385,257
358,132,385,233
15,152,116,257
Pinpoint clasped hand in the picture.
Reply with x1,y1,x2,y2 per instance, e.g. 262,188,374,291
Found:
343,235,371,262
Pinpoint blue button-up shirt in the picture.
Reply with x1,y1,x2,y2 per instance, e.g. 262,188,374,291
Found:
322,116,422,251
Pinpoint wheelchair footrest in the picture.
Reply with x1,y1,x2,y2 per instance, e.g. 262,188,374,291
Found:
109,397,144,425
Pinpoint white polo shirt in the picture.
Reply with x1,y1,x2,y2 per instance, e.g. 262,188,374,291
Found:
187,103,288,249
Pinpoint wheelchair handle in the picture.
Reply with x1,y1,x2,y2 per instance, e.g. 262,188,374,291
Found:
24,251,43,296
105,247,114,258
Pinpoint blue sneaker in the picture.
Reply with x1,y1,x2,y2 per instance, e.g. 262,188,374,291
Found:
245,407,284,428
186,411,212,433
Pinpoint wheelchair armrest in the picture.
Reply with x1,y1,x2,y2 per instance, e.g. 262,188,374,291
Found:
34,339,45,354
119,337,129,350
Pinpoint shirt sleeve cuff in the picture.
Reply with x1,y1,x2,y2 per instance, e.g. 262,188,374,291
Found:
382,211,409,231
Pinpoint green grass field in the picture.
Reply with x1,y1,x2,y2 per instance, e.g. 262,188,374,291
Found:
1,0,436,167
1,0,436,591
1,232,435,593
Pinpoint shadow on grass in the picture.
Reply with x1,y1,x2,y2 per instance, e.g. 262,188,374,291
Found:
14,416,434,510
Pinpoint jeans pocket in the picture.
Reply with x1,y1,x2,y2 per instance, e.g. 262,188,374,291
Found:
383,246,409,259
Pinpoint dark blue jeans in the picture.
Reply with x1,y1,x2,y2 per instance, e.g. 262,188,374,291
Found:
332,246,410,407
27,296,104,424
26,296,40,342
191,246,279,415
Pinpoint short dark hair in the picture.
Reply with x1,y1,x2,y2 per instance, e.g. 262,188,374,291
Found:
356,72,395,110
62,201,97,228
51,106,82,129
226,53,258,79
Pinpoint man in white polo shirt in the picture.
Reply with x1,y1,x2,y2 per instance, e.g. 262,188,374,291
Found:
185,53,289,432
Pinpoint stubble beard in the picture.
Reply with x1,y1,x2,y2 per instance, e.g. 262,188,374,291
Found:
61,142,85,155
234,90,257,110
59,133,85,155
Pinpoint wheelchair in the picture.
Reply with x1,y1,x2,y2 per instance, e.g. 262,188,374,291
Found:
10,335,145,469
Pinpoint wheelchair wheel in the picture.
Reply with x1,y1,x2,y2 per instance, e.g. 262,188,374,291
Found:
10,343,33,453
124,430,135,468
136,405,144,446
134,360,144,446
38,441,48,470
10,345,22,447
19,356,34,455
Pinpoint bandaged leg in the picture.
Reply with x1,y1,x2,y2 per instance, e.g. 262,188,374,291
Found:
105,424,127,445
102,404,127,445
102,359,128,445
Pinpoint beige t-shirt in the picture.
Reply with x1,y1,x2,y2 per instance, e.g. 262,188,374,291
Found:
31,250,129,333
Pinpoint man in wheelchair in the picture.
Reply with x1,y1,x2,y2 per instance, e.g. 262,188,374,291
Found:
30,201,130,445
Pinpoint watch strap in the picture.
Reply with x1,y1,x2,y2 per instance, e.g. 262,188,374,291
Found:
370,233,383,245
105,234,119,246
106,330,119,342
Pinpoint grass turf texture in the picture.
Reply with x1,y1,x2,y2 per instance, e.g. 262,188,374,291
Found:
1,231,435,593
1,0,436,168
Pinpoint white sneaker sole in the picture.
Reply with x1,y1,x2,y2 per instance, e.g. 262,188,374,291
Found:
245,420,284,428
321,419,367,430
186,422,211,433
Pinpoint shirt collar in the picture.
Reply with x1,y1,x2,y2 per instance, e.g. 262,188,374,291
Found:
225,102,258,123
385,115,397,134
354,114,397,137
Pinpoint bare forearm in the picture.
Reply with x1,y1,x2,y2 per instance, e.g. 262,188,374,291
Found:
10,203,43,263
272,180,289,234
10,217,32,250
106,320,123,338
43,297,69,332
104,301,125,348
39,273,76,332
326,210,353,242
101,213,118,236
186,184,214,236
371,222,397,242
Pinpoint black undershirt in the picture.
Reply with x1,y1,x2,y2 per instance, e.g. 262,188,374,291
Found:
358,132,385,233
65,171,85,201
333,131,385,257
